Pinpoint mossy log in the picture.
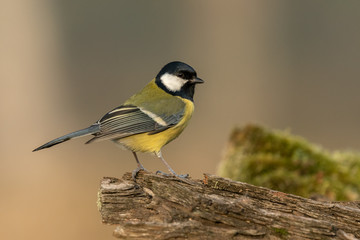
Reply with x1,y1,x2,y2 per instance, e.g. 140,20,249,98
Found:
218,124,360,201
98,172,360,239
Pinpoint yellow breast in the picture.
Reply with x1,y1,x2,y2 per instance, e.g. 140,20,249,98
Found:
117,97,194,153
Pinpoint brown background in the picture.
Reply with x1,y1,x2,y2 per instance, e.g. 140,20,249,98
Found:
1,1,360,239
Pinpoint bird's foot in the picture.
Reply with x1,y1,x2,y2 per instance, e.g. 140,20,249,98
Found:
132,166,148,181
156,170,196,185
156,170,189,179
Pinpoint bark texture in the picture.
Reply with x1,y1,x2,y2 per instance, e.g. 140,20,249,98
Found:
98,172,360,239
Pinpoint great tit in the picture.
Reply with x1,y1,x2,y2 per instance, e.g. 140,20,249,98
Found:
33,61,204,179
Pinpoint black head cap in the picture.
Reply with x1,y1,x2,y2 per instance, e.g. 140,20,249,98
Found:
155,61,204,101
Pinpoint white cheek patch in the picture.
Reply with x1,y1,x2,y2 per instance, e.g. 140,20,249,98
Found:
160,73,187,92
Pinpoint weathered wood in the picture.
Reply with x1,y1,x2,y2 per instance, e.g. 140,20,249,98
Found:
98,171,360,239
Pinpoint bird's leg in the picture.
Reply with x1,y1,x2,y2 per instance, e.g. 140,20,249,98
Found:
132,151,147,181
155,151,189,178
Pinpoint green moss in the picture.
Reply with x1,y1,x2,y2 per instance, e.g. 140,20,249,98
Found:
97,191,102,211
218,124,360,201
272,228,289,238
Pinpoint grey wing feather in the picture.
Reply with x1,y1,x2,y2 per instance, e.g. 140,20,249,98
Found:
86,105,183,143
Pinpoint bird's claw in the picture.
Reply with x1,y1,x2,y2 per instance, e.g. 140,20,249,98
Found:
156,170,189,179
132,166,147,181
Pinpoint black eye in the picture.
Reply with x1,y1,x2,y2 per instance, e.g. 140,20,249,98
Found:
177,72,185,78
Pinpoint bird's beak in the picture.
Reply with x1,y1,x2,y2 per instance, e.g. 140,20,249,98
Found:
190,77,204,84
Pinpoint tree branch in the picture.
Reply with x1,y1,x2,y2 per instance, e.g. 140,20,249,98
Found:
98,172,360,239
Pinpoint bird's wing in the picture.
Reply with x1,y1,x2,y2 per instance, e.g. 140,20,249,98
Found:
86,105,183,143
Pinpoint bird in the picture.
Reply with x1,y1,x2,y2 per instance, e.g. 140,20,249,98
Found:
33,61,204,180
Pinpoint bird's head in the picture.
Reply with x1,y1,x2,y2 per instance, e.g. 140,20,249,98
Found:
156,61,204,101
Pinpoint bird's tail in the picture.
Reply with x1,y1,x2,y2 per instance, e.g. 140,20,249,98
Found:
33,124,100,152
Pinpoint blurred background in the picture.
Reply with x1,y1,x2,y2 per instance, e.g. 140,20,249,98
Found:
1,0,360,239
